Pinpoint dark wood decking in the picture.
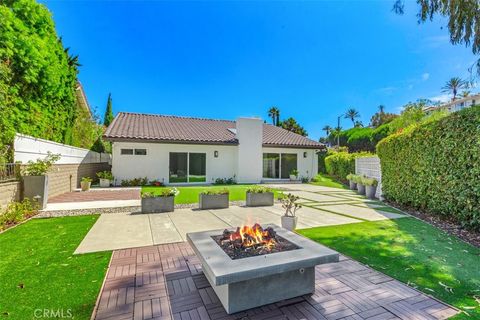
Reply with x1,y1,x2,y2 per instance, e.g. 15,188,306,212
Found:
94,242,457,320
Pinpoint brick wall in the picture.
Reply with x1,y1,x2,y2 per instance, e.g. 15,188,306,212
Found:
355,156,382,199
0,181,22,209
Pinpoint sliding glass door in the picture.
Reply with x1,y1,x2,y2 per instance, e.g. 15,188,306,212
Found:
169,152,206,183
262,152,297,179
281,153,297,179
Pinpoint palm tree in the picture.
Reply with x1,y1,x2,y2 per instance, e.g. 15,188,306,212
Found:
461,90,471,98
442,77,467,101
344,108,360,125
378,105,385,114
322,125,333,136
268,107,280,126
354,120,363,128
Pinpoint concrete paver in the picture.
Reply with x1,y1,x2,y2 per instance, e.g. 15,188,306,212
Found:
318,204,406,221
168,209,230,241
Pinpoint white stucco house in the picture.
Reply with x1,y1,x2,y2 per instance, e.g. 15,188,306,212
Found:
104,112,324,185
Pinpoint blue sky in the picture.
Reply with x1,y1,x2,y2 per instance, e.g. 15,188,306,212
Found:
42,0,476,139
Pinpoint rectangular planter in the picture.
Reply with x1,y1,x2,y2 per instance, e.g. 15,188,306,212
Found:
23,175,48,210
141,196,174,213
357,183,366,195
199,193,229,210
246,192,274,207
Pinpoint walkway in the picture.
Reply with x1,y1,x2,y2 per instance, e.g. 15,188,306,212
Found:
93,242,458,320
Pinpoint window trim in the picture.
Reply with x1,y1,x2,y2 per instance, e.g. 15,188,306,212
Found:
120,148,134,155
134,148,147,155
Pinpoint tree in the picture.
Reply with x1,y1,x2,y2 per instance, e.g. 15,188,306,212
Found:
461,90,471,98
354,120,363,128
280,117,307,136
378,105,385,114
322,125,333,136
267,106,280,126
442,77,467,101
344,108,360,125
104,93,114,126
393,1,480,75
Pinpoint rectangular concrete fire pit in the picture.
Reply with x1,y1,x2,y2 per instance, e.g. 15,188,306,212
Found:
186,224,339,314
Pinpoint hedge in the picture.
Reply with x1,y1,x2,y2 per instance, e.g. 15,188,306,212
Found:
325,151,373,182
377,106,480,230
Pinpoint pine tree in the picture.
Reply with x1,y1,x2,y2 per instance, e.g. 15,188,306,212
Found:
104,93,114,126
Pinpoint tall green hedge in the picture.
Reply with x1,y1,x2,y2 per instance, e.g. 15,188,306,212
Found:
377,106,480,230
325,151,373,182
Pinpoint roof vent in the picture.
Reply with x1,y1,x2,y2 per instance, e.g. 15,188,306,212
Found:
227,128,237,134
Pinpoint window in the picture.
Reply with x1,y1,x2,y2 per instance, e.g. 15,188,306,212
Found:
121,149,133,155
281,153,298,179
135,149,147,155
169,152,206,183
262,153,297,179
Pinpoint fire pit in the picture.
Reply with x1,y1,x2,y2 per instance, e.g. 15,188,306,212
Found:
187,224,339,314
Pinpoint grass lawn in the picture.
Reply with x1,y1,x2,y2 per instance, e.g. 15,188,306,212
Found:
0,215,111,320
298,218,480,319
142,184,282,204
310,173,348,189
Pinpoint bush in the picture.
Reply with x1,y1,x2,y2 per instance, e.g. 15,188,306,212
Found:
213,176,236,185
0,199,38,231
324,151,373,182
121,177,149,187
377,106,480,230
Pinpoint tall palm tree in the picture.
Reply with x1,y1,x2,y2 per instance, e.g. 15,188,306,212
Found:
268,107,280,126
442,77,467,101
354,120,363,128
461,90,471,98
344,108,360,125
378,105,385,114
322,125,332,136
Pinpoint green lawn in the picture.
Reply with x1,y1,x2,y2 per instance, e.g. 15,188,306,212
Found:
0,216,111,320
298,218,480,319
310,173,348,189
142,184,282,204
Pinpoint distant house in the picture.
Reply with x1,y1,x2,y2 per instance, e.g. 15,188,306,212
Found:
104,112,324,185
424,94,480,114
75,82,92,117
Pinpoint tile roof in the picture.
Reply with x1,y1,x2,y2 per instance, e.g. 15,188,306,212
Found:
104,112,324,149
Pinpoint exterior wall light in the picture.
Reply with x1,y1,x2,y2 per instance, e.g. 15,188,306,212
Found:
303,152,307,158
214,151,219,158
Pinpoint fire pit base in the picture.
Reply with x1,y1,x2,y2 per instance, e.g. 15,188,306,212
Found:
206,266,314,314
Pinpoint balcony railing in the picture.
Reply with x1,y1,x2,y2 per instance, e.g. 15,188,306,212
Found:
0,163,19,183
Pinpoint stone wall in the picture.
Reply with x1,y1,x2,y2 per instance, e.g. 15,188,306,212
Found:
0,181,22,209
355,156,382,199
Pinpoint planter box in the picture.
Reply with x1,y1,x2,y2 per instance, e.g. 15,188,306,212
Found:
141,196,174,213
23,175,48,210
246,192,274,207
365,185,377,199
199,193,229,210
349,180,357,190
281,216,298,231
357,183,366,195
99,179,110,188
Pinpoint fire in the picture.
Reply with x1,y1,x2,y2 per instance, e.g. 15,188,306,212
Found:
228,223,277,249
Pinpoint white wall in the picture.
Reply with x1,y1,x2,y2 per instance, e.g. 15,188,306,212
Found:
236,118,263,183
356,156,382,198
14,133,110,164
262,147,318,180
111,142,237,185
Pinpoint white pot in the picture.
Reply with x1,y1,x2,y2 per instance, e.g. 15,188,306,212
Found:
281,216,298,231
289,175,297,181
99,178,110,188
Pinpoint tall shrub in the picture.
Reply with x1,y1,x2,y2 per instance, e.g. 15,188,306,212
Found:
377,106,480,230
325,151,373,182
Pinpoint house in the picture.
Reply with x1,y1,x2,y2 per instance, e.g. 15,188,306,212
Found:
104,112,324,185
424,93,480,114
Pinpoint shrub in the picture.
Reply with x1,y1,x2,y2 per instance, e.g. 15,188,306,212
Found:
361,177,377,186
213,176,236,185
246,186,273,193
0,199,38,231
201,188,229,195
21,152,60,176
96,171,113,180
324,151,372,182
121,177,149,187
81,176,92,183
141,188,179,198
377,106,480,230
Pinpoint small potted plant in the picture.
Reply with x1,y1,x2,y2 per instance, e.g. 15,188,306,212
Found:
246,186,274,207
280,193,301,231
362,177,378,199
21,152,60,209
141,188,179,213
81,176,92,191
199,188,229,209
289,169,299,181
346,173,357,190
96,171,113,188
355,175,366,195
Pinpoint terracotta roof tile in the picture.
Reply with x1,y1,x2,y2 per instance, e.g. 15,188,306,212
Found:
104,112,323,148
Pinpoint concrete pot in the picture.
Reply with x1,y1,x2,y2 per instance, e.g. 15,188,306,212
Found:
23,175,48,210
199,193,229,210
357,183,365,195
365,185,377,199
349,180,357,190
99,179,110,188
81,181,91,191
281,216,298,231
246,192,274,207
142,196,174,213
289,175,298,181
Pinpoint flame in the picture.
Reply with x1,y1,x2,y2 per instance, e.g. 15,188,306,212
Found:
229,223,276,249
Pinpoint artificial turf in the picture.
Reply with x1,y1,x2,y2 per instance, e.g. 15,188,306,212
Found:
298,218,480,319
0,215,111,320
310,174,348,189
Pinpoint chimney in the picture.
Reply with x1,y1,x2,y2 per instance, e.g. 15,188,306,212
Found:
236,117,263,183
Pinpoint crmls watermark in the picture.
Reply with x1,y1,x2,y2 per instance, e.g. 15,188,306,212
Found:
34,309,73,318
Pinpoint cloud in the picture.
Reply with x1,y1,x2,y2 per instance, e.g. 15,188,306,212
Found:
424,35,450,48
422,73,430,81
429,93,450,103
376,86,396,95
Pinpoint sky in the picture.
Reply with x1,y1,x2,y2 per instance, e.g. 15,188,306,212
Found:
42,0,477,140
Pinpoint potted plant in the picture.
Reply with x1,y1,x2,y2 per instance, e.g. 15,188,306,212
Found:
289,169,299,181
21,152,60,210
246,186,274,207
355,175,366,195
81,177,92,191
96,171,113,188
199,188,229,209
280,193,301,231
362,177,378,199
141,188,179,213
346,173,357,190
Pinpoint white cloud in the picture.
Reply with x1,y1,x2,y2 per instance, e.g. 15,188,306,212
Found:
422,73,430,81
429,93,451,103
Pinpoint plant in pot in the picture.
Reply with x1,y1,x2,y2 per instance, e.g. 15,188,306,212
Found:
355,175,366,195
245,186,274,207
96,171,113,188
289,169,299,181
346,173,358,190
81,176,92,191
362,177,378,199
21,152,60,210
141,188,179,213
280,193,301,231
199,188,229,209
